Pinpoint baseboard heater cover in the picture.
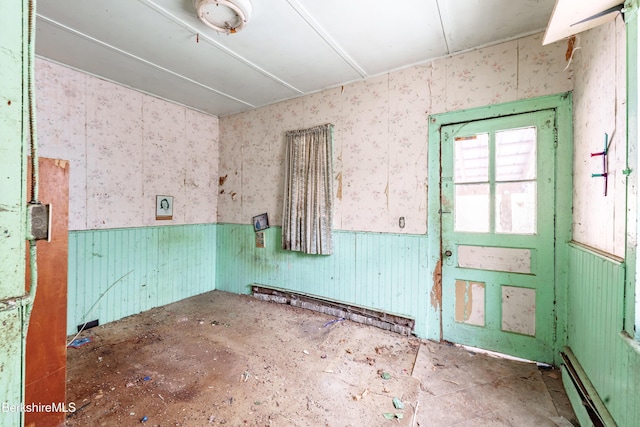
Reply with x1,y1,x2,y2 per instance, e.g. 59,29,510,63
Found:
561,347,615,427
251,285,415,336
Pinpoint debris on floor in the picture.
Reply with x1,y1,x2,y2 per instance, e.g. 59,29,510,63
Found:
383,412,404,420
65,290,577,426
67,337,92,348
323,317,345,328
392,397,404,409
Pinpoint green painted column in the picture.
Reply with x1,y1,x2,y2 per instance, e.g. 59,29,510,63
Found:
625,0,640,339
0,0,29,426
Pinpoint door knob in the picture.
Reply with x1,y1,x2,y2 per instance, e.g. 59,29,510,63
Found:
444,250,452,257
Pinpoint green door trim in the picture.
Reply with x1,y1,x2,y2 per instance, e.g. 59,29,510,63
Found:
427,93,573,365
625,0,639,339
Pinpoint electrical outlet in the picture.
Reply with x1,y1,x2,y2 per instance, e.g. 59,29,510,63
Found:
77,319,99,332
28,203,51,241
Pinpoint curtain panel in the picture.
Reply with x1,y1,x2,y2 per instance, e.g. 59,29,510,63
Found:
282,124,334,255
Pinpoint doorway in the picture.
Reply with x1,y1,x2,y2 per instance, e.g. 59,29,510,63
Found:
427,94,573,365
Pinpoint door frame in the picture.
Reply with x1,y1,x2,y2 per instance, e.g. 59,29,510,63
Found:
426,93,573,366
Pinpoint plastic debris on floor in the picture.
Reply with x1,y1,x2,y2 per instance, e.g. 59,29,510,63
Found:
67,337,92,348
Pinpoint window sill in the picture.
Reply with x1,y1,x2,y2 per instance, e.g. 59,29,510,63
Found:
619,330,640,355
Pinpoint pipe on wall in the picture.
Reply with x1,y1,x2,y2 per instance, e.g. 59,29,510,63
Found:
22,0,39,424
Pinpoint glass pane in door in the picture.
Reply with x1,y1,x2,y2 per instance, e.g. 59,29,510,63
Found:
496,182,536,234
496,127,536,181
455,184,489,232
454,133,489,183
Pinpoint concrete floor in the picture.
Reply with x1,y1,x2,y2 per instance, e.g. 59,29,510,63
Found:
66,290,577,426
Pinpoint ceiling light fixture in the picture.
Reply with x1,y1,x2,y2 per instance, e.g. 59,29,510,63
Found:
194,0,252,34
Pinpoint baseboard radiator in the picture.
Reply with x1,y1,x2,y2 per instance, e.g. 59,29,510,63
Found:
251,285,415,336
561,348,615,427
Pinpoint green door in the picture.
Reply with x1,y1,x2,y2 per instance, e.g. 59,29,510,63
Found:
441,109,556,363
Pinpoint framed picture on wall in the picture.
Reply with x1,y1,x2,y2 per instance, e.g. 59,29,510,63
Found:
156,195,173,220
253,213,269,232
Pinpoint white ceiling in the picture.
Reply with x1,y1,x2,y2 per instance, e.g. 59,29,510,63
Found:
36,0,560,117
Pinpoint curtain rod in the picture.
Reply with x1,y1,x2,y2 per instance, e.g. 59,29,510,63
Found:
286,123,333,136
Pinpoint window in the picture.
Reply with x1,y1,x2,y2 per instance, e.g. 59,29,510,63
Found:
453,126,537,235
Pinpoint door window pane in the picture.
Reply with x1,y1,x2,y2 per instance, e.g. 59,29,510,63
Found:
496,127,536,181
455,184,489,232
454,133,489,183
496,182,536,234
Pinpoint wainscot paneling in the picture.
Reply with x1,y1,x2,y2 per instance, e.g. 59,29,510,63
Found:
67,224,217,335
215,224,432,337
567,242,640,427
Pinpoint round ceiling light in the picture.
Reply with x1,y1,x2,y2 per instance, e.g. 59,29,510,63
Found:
194,0,252,34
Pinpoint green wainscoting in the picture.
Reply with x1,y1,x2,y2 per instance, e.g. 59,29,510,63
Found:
67,224,435,338
67,224,217,335
567,242,640,427
215,224,434,338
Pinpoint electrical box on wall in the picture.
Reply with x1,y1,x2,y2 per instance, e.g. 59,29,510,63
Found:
28,203,51,241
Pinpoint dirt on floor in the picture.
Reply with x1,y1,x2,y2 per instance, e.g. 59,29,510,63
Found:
65,290,575,427
65,291,423,426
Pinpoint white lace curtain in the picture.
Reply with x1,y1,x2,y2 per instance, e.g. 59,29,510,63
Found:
282,124,334,255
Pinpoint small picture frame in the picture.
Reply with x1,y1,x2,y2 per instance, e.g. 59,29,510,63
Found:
253,213,269,232
156,195,173,220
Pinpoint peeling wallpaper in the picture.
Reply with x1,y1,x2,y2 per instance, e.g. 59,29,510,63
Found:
36,58,220,231
218,33,572,234
572,17,627,257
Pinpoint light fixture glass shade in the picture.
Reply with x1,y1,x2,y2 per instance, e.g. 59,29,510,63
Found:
195,0,252,34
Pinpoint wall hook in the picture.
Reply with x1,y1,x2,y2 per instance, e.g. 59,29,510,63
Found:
591,133,610,196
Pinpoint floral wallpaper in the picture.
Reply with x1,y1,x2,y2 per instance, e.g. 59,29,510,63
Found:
35,59,87,230
218,32,572,234
35,30,575,236
572,17,627,257
36,58,219,231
